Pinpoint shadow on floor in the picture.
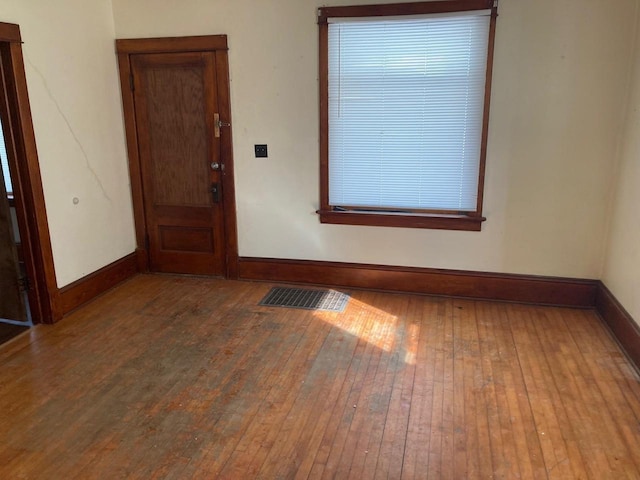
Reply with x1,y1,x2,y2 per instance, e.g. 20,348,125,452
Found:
0,322,29,345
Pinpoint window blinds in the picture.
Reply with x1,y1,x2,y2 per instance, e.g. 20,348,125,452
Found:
328,12,491,211
0,118,12,194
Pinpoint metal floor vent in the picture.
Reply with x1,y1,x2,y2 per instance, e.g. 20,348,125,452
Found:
259,287,349,312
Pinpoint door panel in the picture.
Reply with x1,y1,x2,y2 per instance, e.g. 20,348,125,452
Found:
0,168,26,322
132,52,225,275
159,226,213,253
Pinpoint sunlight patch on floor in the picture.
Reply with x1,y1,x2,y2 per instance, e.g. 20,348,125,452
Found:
313,297,399,354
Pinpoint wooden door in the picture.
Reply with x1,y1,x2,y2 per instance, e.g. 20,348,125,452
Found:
0,168,26,322
131,52,226,275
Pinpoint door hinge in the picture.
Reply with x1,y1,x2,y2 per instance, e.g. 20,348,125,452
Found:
129,73,135,91
18,276,31,292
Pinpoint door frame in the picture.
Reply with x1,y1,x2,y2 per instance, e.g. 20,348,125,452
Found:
0,22,60,324
116,36,239,278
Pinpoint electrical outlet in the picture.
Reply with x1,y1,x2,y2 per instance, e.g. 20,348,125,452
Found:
255,144,268,158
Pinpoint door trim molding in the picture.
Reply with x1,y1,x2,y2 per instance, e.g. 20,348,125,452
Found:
116,35,228,54
115,49,147,268
116,35,239,278
0,22,60,323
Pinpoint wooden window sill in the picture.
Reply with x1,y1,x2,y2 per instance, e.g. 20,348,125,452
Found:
317,209,485,231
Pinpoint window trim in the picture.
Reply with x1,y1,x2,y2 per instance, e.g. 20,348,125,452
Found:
317,0,497,231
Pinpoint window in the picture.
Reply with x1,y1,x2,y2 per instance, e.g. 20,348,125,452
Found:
318,0,497,231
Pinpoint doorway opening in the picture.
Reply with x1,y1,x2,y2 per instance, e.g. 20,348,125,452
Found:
0,73,31,344
0,112,31,325
0,21,60,327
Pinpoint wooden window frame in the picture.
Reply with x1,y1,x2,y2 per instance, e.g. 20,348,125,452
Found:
317,0,498,232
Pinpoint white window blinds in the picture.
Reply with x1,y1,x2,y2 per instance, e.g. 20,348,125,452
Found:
328,11,491,211
0,118,12,194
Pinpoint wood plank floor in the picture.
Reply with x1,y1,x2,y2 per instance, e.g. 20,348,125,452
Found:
1,274,639,479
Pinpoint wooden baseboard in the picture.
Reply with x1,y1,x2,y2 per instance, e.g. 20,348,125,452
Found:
595,282,640,370
58,252,139,316
238,257,598,307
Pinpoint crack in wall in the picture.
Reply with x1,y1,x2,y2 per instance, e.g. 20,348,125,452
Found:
25,56,112,203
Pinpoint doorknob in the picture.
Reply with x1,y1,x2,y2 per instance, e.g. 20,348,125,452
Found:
211,162,220,170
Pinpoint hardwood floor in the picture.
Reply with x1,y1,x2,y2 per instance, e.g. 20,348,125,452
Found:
1,274,639,479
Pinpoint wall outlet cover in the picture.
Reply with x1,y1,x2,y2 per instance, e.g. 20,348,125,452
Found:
255,144,268,158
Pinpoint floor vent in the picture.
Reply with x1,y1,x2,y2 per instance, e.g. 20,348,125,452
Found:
259,287,349,312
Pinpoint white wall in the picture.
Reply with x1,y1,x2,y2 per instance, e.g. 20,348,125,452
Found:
112,0,636,279
603,4,640,323
0,0,635,311
1,0,636,320
0,0,136,287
